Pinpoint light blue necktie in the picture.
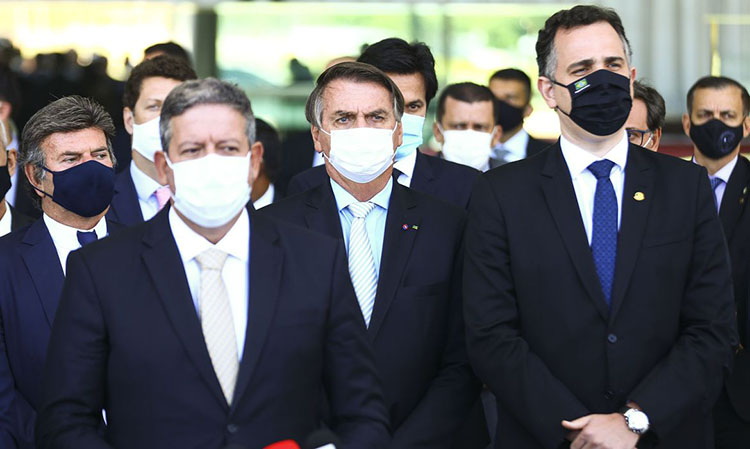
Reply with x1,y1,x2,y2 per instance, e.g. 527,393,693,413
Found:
709,176,724,211
588,160,617,307
347,201,378,327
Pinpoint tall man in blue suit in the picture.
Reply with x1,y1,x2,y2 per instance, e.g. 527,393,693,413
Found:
107,55,196,226
0,96,121,448
288,38,479,210
263,62,481,449
464,6,737,449
36,78,390,449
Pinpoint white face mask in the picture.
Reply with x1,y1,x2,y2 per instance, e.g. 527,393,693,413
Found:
167,153,251,228
320,124,397,184
439,127,494,172
131,115,163,162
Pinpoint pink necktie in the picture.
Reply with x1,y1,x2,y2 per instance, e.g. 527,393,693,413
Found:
153,186,172,211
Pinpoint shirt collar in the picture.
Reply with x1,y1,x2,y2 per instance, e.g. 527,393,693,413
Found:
168,206,250,265
496,128,529,159
130,160,163,202
252,183,275,209
695,155,739,184
43,213,108,243
0,205,11,236
330,176,393,214
560,131,629,179
393,148,417,180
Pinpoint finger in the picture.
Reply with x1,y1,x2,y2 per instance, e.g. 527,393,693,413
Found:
562,416,590,430
570,432,587,449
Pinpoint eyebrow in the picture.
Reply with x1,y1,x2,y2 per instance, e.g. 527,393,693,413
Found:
566,56,625,72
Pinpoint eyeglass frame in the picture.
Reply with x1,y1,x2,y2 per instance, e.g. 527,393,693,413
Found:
626,128,654,148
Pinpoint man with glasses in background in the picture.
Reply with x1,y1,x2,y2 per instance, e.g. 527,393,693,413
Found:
624,80,665,151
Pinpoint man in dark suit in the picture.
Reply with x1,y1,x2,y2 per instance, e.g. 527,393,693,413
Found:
36,78,389,449
488,68,550,166
464,6,737,449
106,55,196,226
288,38,479,210
682,75,750,449
251,118,284,209
264,61,480,449
0,95,121,449
0,121,32,235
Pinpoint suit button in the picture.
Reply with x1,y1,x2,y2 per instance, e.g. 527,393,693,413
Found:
607,333,618,344
604,390,614,400
227,424,238,434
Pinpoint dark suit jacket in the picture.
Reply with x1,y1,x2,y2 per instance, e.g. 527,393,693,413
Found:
11,174,41,221
9,206,33,232
262,180,482,449
718,156,750,422
287,151,480,210
36,207,390,449
106,166,144,226
464,142,737,449
0,217,122,449
525,135,550,158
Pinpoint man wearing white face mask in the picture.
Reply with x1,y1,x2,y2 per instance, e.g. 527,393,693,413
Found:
263,61,482,449
107,55,196,226
36,78,390,449
289,38,480,210
433,82,502,172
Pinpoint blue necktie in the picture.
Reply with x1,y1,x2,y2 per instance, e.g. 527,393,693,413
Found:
588,160,617,306
709,176,724,211
76,230,98,247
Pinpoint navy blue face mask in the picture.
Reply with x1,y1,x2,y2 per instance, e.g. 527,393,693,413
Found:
554,69,633,137
34,160,115,217
689,119,745,160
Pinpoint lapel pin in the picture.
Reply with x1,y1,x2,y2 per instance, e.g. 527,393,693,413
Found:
633,191,645,202
402,224,409,231
411,225,419,230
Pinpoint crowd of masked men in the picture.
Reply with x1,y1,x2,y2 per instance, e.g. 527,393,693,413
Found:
0,5,747,449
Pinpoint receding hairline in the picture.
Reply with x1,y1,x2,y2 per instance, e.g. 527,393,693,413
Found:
320,78,398,113
550,20,631,76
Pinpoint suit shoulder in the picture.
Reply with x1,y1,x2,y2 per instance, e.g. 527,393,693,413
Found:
255,212,340,253
260,188,311,220
0,223,32,262
427,153,481,179
289,165,327,190
75,217,151,262
402,186,466,223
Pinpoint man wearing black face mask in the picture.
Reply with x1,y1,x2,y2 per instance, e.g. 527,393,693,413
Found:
488,68,550,167
0,96,122,449
464,5,736,449
0,120,32,237
683,75,750,449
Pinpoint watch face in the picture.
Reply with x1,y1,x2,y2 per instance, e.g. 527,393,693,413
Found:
626,409,649,433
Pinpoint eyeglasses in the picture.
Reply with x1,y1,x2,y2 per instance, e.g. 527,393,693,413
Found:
626,128,654,147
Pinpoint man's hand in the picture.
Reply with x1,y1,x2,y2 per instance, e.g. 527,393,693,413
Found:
562,413,639,449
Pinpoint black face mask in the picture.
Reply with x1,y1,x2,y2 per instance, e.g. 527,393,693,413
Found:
689,119,744,160
554,69,633,136
0,165,10,200
495,99,525,132
33,160,115,217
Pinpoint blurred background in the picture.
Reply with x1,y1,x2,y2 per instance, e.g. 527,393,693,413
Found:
1,0,749,163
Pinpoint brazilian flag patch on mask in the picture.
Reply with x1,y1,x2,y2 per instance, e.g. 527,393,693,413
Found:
574,79,589,93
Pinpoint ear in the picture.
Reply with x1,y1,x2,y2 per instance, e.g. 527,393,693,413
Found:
249,141,264,185
7,149,17,177
153,150,172,189
491,125,502,147
432,122,444,144
394,121,403,148
523,103,533,119
24,163,44,199
743,115,750,139
311,125,324,153
0,102,11,122
682,113,691,138
123,107,134,135
651,128,662,151
537,77,557,109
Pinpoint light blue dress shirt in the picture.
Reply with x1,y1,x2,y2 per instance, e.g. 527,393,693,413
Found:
330,177,392,276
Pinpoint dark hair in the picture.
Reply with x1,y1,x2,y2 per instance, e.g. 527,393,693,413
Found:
255,118,281,183
358,37,438,106
160,78,255,154
123,55,197,111
305,61,404,129
536,5,632,80
489,68,532,105
633,80,666,131
144,42,191,64
20,95,116,209
0,64,21,109
436,82,496,124
686,76,750,116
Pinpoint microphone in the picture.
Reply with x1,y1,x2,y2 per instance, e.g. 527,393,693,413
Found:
264,440,301,449
304,429,341,449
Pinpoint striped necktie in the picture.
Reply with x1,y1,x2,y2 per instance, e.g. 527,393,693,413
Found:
347,201,378,327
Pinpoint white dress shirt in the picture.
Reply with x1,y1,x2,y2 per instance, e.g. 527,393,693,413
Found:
6,133,18,208
43,214,109,275
493,128,530,163
0,205,11,237
393,148,417,188
252,183,275,210
695,155,738,212
130,160,164,221
560,132,629,245
312,151,325,168
169,207,249,359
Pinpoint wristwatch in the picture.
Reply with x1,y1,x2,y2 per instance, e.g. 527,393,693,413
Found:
622,407,650,435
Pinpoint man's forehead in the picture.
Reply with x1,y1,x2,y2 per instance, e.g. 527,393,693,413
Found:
323,79,392,111
554,21,627,65
693,86,744,110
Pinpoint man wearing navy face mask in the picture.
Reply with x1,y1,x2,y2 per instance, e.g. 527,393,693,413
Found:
0,96,121,449
263,62,481,449
683,76,750,449
464,5,736,449
288,38,479,210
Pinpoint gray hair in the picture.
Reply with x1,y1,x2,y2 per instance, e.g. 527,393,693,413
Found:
160,77,255,153
19,95,116,210
305,61,404,129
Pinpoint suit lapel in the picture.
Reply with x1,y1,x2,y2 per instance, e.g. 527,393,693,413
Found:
368,184,420,338
141,207,227,409
303,183,345,240
110,167,144,224
540,143,610,321
409,151,435,194
20,219,64,327
719,157,750,243
609,146,654,320
231,210,283,410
